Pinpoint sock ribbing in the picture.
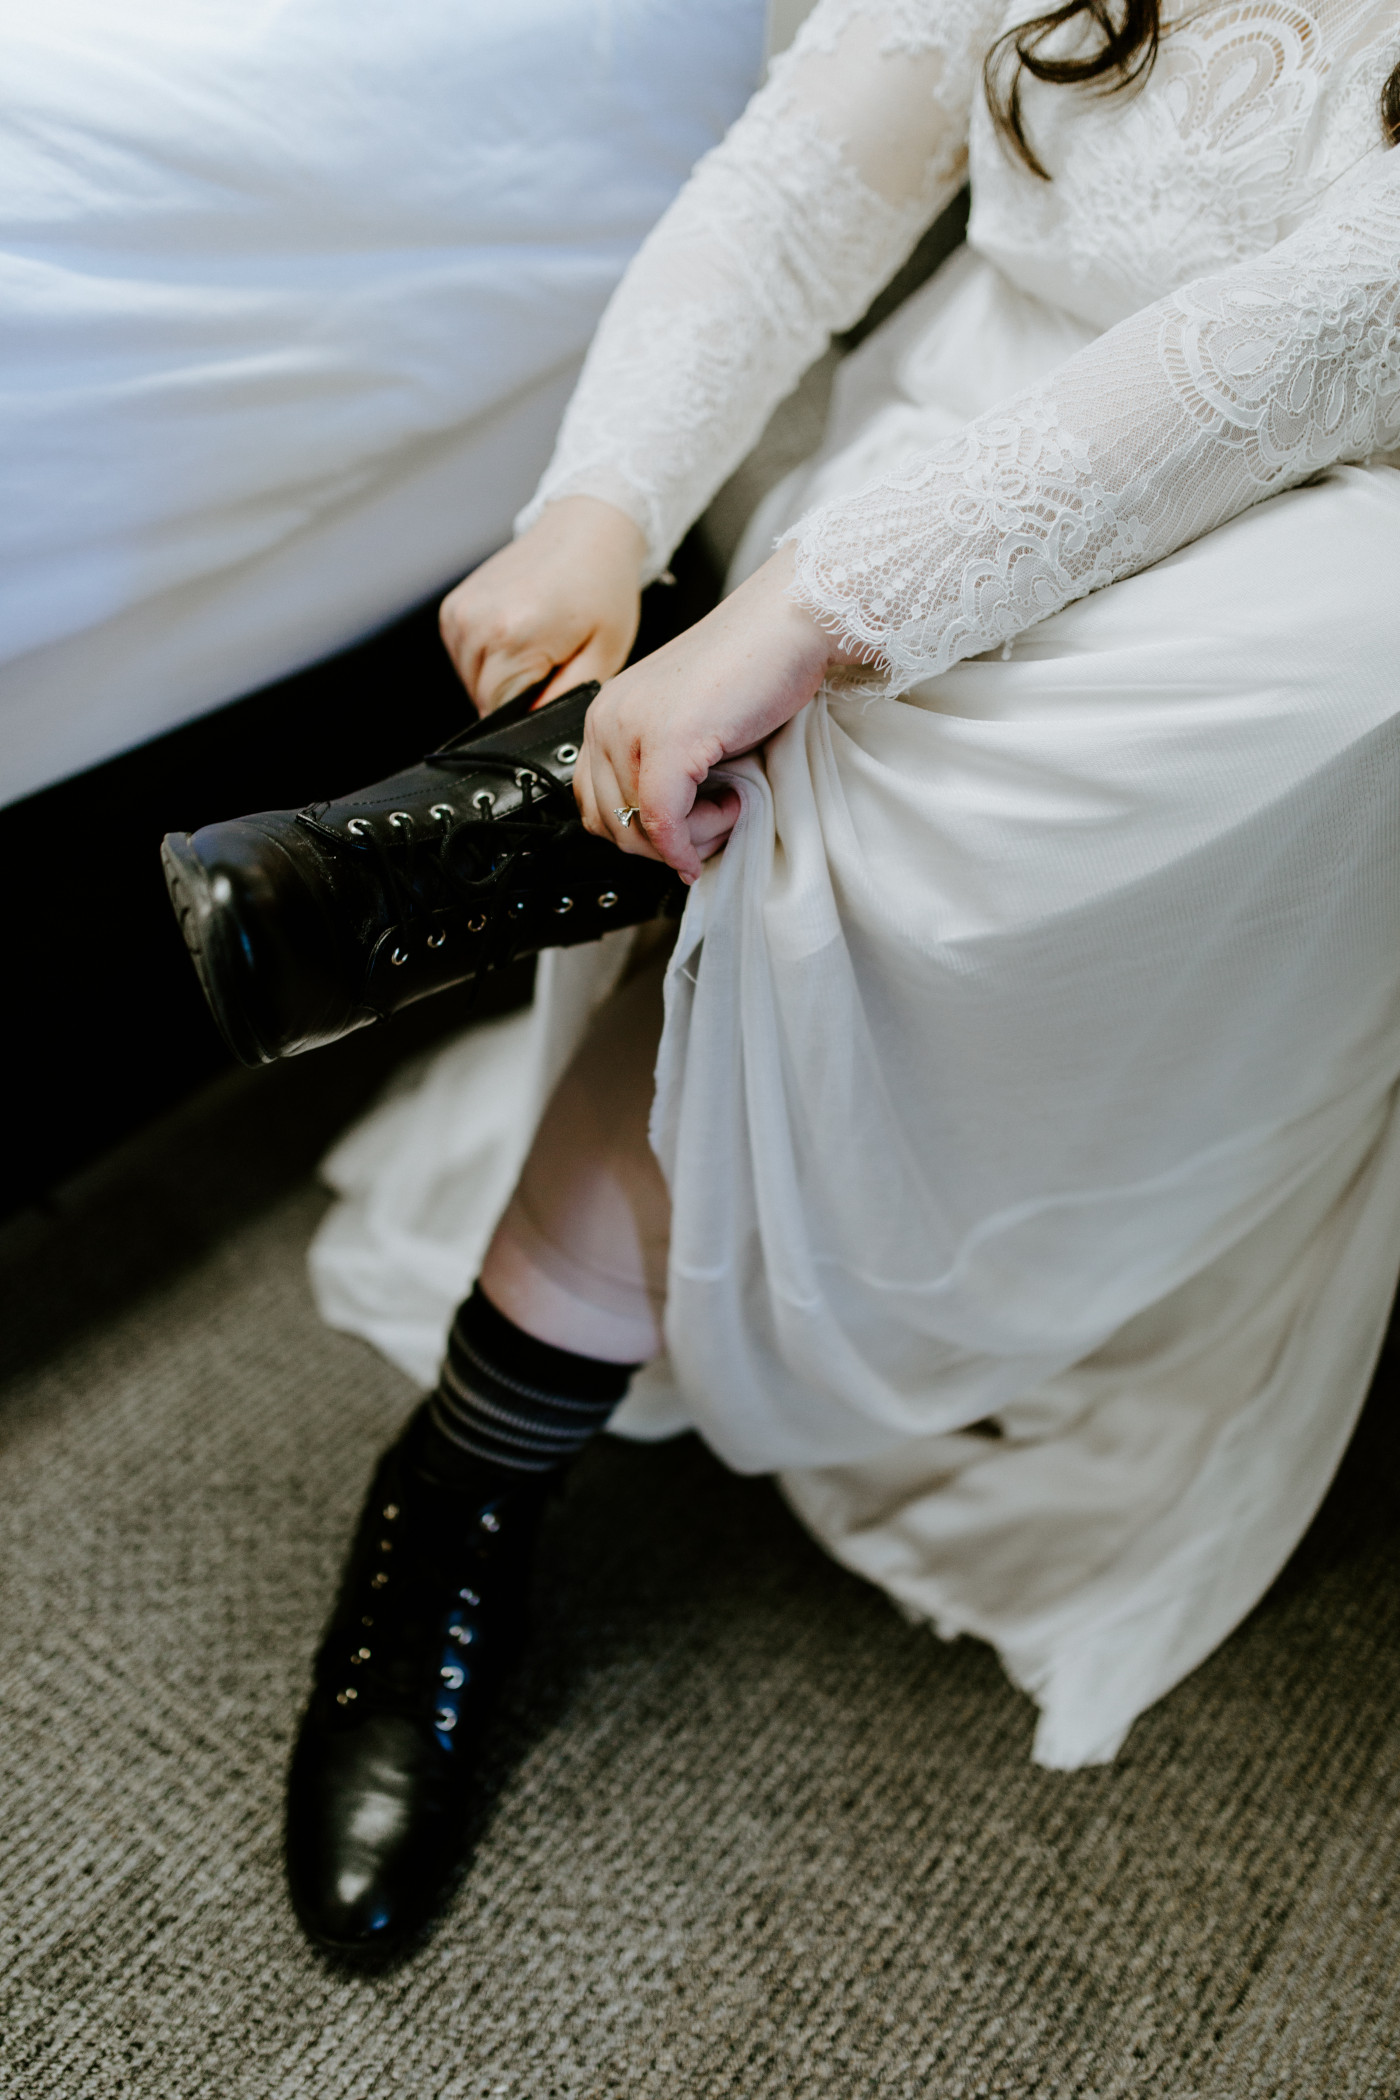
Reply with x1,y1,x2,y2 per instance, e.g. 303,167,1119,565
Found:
426,1286,637,1476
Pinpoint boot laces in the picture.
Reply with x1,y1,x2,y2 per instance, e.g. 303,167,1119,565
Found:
302,757,575,966
328,1482,524,1748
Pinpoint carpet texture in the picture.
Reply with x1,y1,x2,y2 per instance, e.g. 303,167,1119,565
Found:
2,1034,1399,2099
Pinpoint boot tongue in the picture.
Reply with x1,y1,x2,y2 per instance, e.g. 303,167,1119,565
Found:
427,679,598,762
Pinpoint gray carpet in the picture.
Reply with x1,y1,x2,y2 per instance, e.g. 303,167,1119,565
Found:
3,1029,1399,2100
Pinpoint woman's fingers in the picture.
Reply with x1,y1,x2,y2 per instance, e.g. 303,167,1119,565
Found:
688,787,741,859
571,737,608,838
579,737,735,879
576,711,686,869
439,577,553,713
575,738,652,857
568,538,840,885
475,646,557,715
459,617,638,717
536,633,631,706
577,682,720,883
438,496,646,713
634,750,704,882
578,725,737,890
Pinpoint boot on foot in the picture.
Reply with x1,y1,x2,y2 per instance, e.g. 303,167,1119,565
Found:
284,1427,548,1959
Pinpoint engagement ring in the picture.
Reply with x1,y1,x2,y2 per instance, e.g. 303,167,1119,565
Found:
614,806,640,829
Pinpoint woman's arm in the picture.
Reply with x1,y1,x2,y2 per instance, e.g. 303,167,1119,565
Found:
442,0,1003,713
577,149,1400,877
517,0,998,578
785,150,1400,686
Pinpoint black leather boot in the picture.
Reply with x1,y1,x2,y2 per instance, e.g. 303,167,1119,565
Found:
161,681,684,1067
284,1428,547,1959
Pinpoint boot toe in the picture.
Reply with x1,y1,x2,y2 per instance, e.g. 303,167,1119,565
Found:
162,819,364,1066
285,1709,462,1956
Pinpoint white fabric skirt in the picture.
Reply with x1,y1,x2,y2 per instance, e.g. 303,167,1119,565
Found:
312,248,1400,1769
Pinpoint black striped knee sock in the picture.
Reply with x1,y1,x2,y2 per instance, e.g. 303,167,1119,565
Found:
413,1285,638,1488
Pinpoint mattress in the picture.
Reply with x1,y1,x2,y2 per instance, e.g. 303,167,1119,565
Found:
0,0,766,806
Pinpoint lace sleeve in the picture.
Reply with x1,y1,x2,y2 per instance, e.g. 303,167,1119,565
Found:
516,0,1007,580
786,150,1400,687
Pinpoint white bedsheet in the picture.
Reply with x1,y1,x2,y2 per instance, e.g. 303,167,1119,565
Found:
0,0,765,806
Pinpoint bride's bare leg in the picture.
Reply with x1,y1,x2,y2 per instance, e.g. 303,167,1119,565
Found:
479,946,671,1365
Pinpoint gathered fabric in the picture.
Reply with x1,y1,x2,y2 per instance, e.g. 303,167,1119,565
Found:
314,0,1400,1766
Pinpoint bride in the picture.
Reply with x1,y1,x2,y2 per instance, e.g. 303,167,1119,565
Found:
277,0,1400,1957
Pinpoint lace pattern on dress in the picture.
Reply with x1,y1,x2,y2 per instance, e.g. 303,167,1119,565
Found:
517,0,1005,576
788,154,1400,688
517,107,935,573
784,389,1145,679
782,0,990,60
1161,199,1400,478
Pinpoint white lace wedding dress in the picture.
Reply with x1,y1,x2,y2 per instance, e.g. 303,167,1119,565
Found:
312,0,1400,1766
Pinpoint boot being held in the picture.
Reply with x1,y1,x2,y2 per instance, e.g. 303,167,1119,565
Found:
161,682,684,1066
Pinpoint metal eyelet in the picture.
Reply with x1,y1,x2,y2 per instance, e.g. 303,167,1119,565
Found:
467,913,487,934
440,1664,465,1690
383,1504,399,1521
514,768,535,788
360,1615,374,1629
430,803,454,823
598,891,619,910
554,896,574,915
434,1708,457,1732
554,743,580,765
479,1510,501,1534
378,1538,393,1553
370,1571,389,1590
390,946,409,967
336,1688,358,1706
426,930,446,949
352,1647,371,1664
347,818,372,837
450,1625,474,1647
472,789,496,813
459,1587,480,1607
388,811,413,830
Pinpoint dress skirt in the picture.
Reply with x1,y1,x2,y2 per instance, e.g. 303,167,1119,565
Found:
311,246,1400,1768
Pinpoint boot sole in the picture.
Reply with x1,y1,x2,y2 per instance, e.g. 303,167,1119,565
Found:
160,830,274,1068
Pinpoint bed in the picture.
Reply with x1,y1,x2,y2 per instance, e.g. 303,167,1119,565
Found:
0,0,767,807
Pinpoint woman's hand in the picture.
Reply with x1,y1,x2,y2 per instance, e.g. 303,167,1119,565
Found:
575,541,846,883
439,495,646,715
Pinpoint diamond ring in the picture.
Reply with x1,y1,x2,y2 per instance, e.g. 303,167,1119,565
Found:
614,806,640,829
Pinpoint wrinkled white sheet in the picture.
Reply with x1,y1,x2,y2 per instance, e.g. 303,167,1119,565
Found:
0,0,764,804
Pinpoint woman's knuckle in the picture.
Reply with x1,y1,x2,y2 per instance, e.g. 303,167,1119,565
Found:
481,614,519,658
